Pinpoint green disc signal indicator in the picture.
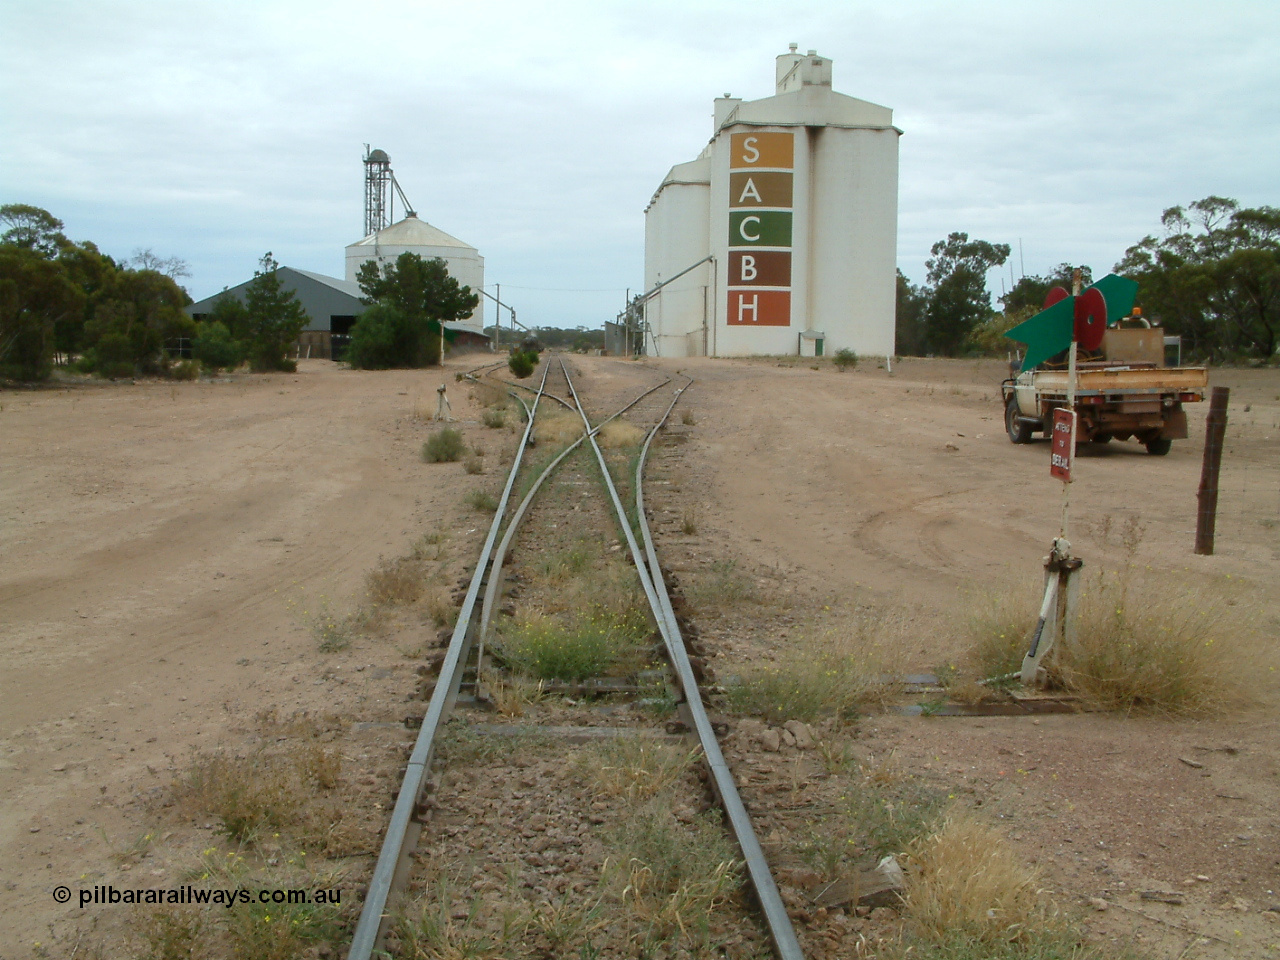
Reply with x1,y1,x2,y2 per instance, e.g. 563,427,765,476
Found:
1005,274,1141,372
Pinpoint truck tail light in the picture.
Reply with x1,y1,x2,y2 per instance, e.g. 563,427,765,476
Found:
1177,392,1201,402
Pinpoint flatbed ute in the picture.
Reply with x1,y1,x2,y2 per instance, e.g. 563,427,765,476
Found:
1000,326,1208,455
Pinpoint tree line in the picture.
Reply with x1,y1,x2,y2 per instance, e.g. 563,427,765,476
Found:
0,204,310,380
0,203,483,381
1,204,196,380
898,196,1278,362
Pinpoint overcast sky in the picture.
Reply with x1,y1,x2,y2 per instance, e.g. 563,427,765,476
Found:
2,0,1277,329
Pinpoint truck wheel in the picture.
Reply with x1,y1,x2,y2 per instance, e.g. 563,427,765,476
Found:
1145,437,1172,456
1005,396,1032,444
1092,432,1113,444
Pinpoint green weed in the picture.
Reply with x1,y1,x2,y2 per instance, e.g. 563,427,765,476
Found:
465,489,499,512
501,608,647,682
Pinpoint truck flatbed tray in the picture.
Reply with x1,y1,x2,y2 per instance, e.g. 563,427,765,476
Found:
1032,366,1208,397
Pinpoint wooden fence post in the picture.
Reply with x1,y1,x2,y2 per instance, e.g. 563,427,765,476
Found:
1195,386,1230,556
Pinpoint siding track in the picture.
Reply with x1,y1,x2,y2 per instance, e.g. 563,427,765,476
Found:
347,355,803,959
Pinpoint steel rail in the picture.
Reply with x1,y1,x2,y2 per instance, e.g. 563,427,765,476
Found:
476,369,676,668
633,384,806,960
464,359,574,412
560,357,803,960
488,369,575,410
346,361,553,960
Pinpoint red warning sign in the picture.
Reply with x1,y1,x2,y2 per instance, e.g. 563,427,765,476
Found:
1049,408,1076,481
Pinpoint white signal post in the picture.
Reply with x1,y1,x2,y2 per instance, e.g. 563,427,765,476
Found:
1060,270,1082,541
1021,269,1086,688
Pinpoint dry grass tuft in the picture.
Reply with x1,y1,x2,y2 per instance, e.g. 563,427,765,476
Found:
903,813,1051,945
223,897,343,960
132,905,208,960
683,558,760,612
1057,572,1268,716
482,671,545,718
533,411,583,446
962,584,1035,683
422,583,456,629
584,738,695,801
411,528,450,561
728,614,907,722
680,509,698,536
394,865,533,959
603,800,740,948
471,382,510,408
531,556,645,622
365,556,425,607
961,567,1272,716
175,743,346,850
598,419,645,448
529,543,592,584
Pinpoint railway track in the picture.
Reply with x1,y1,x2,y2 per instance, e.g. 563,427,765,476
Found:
347,355,804,959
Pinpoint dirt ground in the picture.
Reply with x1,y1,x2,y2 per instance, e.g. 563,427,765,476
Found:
1,355,1277,958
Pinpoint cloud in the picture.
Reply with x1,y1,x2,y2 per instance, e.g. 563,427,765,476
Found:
2,0,1276,325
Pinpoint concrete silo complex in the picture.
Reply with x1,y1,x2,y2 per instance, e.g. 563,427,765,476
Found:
347,147,486,332
643,46,900,358
345,215,486,332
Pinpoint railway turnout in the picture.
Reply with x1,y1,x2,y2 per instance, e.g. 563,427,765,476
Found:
347,355,804,959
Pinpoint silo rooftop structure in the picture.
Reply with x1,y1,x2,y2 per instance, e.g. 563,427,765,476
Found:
345,213,485,331
643,46,900,357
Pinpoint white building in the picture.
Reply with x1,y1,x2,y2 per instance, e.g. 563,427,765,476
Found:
643,46,900,358
345,213,485,331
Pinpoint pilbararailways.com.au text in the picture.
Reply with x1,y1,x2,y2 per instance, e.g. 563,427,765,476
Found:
60,884,342,909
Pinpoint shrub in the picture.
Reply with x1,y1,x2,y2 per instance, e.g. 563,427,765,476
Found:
463,454,484,475
192,320,243,372
508,349,536,378
481,407,507,428
345,300,442,370
168,359,199,380
833,347,858,370
423,427,465,462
